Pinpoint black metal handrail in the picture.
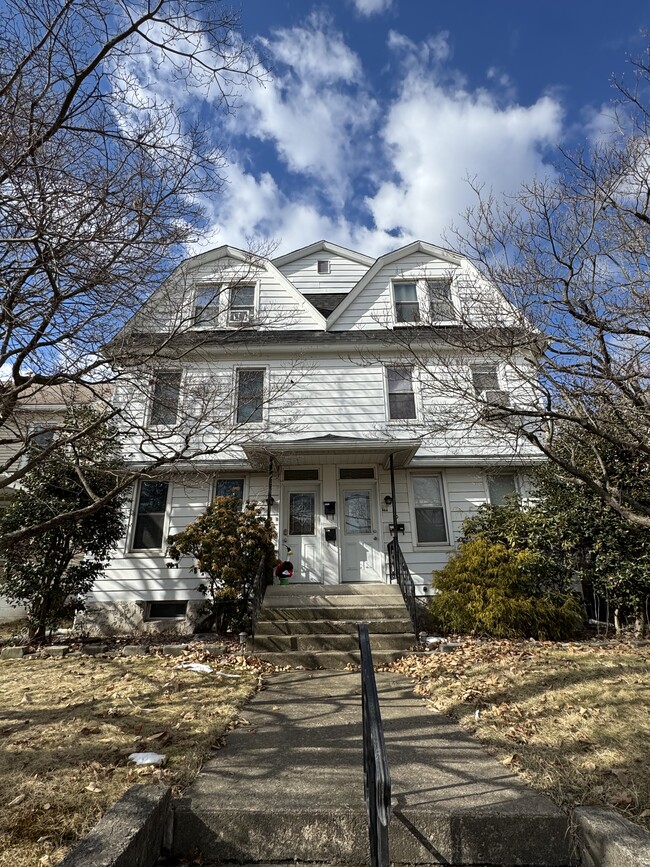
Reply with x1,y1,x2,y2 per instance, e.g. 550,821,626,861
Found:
358,623,391,867
387,536,418,632
250,554,267,635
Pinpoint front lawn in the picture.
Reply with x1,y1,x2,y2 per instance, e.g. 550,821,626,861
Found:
391,640,650,830
0,648,261,867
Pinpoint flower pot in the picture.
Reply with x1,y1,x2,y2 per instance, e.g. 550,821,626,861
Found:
279,577,290,586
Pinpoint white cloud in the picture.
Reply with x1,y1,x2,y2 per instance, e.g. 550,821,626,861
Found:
229,13,377,194
364,32,563,243
352,0,394,16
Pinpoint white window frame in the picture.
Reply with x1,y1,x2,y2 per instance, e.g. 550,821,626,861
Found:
317,260,331,274
384,365,418,421
391,276,459,326
212,475,248,503
193,282,223,328
129,479,172,554
408,472,453,548
148,369,182,427
233,366,267,425
227,281,259,327
485,471,519,506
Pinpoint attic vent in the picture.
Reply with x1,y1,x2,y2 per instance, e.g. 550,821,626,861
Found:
317,260,330,274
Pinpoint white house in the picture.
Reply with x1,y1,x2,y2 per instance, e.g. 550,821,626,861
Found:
80,240,542,634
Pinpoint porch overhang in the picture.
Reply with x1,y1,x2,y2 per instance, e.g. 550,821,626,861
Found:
242,435,421,471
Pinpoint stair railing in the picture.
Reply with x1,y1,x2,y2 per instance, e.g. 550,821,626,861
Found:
250,554,267,636
358,622,391,867
387,537,418,632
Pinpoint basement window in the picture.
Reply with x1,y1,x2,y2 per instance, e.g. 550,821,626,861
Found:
146,601,187,619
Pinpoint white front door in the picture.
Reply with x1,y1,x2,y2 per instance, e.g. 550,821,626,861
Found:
281,484,323,583
339,482,383,582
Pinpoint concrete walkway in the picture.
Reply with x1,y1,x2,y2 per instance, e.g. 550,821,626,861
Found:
173,671,574,866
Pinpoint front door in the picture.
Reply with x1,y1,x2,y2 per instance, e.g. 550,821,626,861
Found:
281,484,323,583
339,482,383,582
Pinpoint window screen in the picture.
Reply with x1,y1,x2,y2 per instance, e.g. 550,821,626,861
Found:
132,481,169,550
487,473,518,505
387,366,416,419
236,369,264,423
412,475,448,543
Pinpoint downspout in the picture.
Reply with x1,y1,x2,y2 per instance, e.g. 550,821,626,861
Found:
389,453,398,538
266,456,274,521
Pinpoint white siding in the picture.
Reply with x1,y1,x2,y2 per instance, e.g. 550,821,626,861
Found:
277,253,369,294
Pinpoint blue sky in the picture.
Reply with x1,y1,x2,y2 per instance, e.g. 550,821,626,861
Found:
186,1,649,257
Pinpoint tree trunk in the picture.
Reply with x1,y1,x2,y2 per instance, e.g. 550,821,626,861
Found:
614,608,622,636
634,612,646,637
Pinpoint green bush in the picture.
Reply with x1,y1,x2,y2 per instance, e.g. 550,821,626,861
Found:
429,537,583,639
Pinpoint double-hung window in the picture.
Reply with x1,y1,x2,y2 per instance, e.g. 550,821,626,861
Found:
132,481,169,550
428,279,455,322
471,364,500,395
236,368,265,423
387,366,416,419
393,282,420,323
487,472,518,506
412,475,448,544
194,284,221,326
150,370,181,426
228,284,256,325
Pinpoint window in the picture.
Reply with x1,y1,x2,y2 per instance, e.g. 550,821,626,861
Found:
339,467,375,479
236,368,264,423
215,477,245,500
132,481,169,550
147,601,187,619
412,475,448,544
284,468,319,481
471,364,500,395
428,279,455,321
228,284,255,325
487,473,518,506
150,370,181,426
393,282,420,323
194,284,221,326
289,492,315,535
317,260,330,274
387,366,416,419
30,426,56,450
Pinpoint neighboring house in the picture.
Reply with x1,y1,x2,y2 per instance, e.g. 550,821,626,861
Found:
80,240,542,635
0,383,110,623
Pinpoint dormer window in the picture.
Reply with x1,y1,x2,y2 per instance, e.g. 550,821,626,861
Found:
194,284,221,326
228,284,255,326
317,260,330,274
394,282,420,323
428,279,455,322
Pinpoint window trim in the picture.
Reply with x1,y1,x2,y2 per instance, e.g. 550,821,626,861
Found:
227,281,259,327
385,364,418,421
129,480,172,554
148,369,182,427
193,282,223,328
408,471,453,548
391,276,458,326
485,471,519,506
233,366,267,425
212,475,248,503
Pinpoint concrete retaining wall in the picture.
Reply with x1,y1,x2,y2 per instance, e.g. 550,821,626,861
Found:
575,807,650,867
58,784,171,867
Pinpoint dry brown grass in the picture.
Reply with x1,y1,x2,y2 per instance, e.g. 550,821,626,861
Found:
391,640,650,830
0,650,260,867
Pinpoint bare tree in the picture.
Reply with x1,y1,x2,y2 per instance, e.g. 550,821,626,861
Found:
413,47,650,527
0,1,308,540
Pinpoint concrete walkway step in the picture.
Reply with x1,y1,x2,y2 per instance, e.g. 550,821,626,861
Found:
174,671,573,866
259,604,409,621
255,618,413,636
252,632,415,653
250,649,412,668
264,583,403,597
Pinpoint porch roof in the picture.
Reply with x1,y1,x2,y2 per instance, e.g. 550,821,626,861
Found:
242,435,421,471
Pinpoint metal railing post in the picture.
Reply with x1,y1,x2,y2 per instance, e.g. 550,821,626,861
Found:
358,623,391,867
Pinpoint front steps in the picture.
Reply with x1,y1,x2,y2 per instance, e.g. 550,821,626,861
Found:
251,583,415,669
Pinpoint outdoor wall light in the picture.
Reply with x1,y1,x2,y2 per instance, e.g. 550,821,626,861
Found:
383,495,393,506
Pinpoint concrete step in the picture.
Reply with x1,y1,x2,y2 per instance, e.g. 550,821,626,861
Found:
262,594,403,609
248,649,413,668
252,632,415,653
173,671,574,865
255,618,414,636
264,583,403,597
259,604,410,622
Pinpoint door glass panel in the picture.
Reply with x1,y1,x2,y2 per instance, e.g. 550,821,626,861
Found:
344,491,372,534
289,492,315,535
